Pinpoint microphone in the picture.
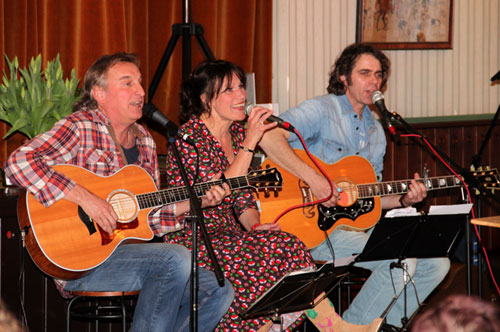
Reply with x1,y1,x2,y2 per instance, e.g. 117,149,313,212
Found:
371,91,396,136
244,104,295,131
491,70,500,82
142,103,194,144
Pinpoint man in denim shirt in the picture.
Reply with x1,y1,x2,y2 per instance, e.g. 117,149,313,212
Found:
260,43,450,330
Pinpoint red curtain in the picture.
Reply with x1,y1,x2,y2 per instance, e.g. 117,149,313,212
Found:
0,0,272,163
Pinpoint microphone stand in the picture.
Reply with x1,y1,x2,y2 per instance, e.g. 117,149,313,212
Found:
468,102,500,298
387,110,500,295
165,132,225,332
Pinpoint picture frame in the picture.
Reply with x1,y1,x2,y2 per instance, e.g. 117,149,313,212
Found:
356,0,453,50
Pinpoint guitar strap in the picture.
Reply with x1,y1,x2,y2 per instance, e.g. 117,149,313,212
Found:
105,124,144,165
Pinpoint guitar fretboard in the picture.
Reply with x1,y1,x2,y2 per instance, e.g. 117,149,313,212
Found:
134,167,282,210
357,175,461,198
136,177,249,209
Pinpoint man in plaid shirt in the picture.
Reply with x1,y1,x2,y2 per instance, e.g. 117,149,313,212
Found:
4,52,234,332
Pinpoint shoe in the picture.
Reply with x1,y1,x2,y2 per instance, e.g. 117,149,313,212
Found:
305,294,383,332
379,323,402,332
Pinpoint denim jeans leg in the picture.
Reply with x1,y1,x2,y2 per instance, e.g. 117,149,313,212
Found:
384,257,450,326
344,257,411,325
64,243,192,332
311,229,450,327
174,268,234,332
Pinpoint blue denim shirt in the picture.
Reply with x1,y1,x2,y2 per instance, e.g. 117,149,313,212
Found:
280,94,387,181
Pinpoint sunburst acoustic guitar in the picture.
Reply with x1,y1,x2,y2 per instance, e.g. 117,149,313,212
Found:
258,149,499,248
18,164,282,280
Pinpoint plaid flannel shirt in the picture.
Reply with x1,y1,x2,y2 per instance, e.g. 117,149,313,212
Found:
4,108,184,236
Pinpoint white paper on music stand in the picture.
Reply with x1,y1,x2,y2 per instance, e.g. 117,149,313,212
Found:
384,207,420,218
428,203,473,215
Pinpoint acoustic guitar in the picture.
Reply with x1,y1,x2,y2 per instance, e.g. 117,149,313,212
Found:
258,149,499,248
18,164,282,280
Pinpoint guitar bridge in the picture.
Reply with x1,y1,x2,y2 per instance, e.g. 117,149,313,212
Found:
299,179,316,218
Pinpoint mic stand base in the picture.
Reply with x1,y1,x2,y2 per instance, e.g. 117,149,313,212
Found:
380,262,411,330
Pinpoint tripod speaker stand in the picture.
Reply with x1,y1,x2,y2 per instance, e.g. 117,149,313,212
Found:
147,0,215,103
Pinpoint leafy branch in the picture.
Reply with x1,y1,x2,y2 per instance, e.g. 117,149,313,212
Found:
0,54,80,139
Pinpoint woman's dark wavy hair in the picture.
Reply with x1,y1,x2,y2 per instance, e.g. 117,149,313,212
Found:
327,43,390,95
179,60,246,124
73,52,141,111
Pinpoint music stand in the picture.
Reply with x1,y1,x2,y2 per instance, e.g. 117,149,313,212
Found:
356,213,465,263
355,212,466,328
240,263,348,324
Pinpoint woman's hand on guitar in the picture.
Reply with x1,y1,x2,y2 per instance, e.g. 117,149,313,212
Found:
201,173,231,208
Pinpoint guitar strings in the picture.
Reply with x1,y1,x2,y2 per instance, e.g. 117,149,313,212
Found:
108,171,277,210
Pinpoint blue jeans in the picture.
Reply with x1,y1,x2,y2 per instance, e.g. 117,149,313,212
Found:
64,243,234,332
311,229,450,327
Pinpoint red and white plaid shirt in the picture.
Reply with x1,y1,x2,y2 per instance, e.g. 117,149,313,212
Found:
4,107,183,236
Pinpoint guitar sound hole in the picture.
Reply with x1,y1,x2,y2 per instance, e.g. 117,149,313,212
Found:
108,190,138,222
336,180,357,206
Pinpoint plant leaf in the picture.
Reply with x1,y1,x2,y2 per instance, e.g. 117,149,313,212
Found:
0,53,80,139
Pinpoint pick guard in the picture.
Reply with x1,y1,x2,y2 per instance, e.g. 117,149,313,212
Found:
318,198,375,230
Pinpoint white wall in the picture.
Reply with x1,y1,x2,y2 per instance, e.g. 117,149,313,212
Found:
272,0,500,118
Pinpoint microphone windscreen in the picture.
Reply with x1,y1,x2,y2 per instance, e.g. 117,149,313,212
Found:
371,91,384,104
244,103,254,116
142,103,156,119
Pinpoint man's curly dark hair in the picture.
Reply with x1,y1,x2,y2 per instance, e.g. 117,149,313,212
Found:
179,60,246,124
327,43,390,95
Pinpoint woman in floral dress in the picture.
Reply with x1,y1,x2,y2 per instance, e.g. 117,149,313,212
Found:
164,60,314,331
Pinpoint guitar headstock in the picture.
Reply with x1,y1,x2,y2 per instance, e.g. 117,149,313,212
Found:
247,167,283,189
470,167,500,192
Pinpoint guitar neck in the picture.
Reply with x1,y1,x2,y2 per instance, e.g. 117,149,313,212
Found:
136,176,249,210
357,175,461,199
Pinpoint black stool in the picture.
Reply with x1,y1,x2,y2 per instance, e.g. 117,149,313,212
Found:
66,290,140,332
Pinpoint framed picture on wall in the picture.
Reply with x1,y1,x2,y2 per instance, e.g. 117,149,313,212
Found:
356,0,453,50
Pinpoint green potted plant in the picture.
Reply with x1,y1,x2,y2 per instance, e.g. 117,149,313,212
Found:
0,53,80,139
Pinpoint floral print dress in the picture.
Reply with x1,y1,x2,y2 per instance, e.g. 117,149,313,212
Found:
164,116,314,331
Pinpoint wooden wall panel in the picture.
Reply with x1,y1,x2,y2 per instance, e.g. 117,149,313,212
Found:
383,120,500,250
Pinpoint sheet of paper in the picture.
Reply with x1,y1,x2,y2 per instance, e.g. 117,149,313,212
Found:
384,207,420,218
428,203,473,215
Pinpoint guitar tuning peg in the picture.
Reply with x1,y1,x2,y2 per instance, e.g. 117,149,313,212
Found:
486,166,491,170
273,188,279,197
264,188,270,198
478,166,483,171
470,165,476,171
